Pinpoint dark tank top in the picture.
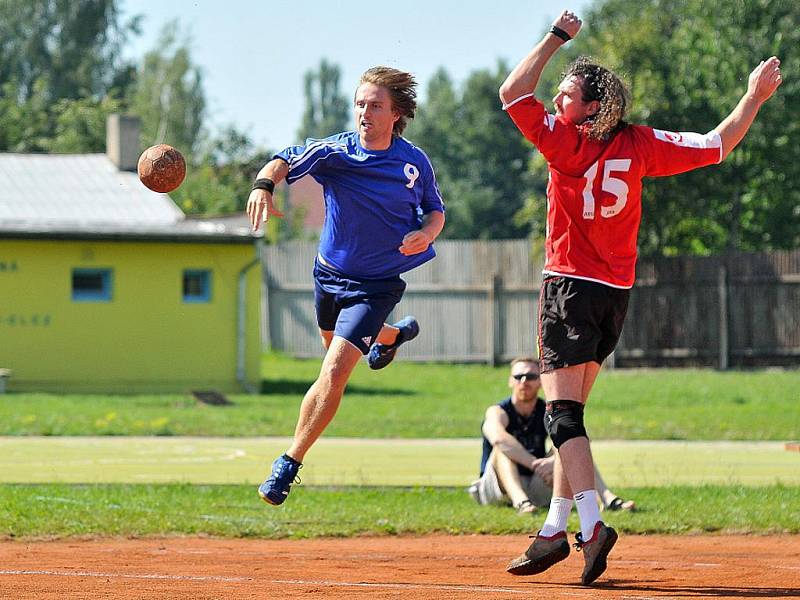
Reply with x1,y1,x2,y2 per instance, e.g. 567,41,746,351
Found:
480,396,547,477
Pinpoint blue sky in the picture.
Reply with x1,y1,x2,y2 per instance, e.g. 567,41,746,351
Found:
120,0,593,150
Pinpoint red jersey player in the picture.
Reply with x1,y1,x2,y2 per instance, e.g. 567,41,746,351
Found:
500,9,783,586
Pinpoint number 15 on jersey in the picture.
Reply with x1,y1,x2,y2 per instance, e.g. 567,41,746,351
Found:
582,158,632,220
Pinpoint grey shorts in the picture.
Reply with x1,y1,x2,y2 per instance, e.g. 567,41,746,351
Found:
469,458,552,508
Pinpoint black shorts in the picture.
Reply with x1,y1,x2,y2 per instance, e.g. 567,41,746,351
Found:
537,275,630,372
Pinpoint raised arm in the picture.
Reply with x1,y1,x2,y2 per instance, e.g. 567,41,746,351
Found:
499,10,582,106
246,158,288,232
714,57,782,161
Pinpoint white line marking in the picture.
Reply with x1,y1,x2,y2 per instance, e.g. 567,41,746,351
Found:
270,579,538,594
614,559,723,568
0,570,250,582
9,567,798,596
0,571,593,596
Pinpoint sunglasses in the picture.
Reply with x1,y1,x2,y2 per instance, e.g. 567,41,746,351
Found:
512,372,539,382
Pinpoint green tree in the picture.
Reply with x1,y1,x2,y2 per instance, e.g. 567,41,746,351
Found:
407,69,464,193
172,162,239,215
44,95,124,153
173,126,271,216
0,0,268,222
127,20,205,156
297,59,349,142
0,0,138,152
126,20,247,219
643,0,800,254
406,64,534,239
0,0,136,101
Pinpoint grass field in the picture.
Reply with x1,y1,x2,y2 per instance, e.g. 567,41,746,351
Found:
2,356,798,540
0,437,797,487
2,483,799,538
1,355,798,440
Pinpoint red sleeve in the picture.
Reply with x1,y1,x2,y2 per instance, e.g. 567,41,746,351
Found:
631,125,723,177
503,94,581,171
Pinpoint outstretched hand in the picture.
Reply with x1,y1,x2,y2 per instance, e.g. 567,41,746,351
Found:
748,57,783,103
552,9,582,39
246,189,284,232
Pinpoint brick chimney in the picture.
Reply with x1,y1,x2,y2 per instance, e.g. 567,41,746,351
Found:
106,114,141,172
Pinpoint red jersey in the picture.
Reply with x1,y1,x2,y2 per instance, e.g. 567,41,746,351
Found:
505,93,722,288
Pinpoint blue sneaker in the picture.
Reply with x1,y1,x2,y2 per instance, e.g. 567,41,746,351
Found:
367,316,419,370
258,454,302,506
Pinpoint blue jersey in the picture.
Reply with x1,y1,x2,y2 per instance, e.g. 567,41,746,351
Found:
275,131,445,279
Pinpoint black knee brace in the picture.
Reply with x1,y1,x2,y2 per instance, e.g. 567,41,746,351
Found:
544,400,588,448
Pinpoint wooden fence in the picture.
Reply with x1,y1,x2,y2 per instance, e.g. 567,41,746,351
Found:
262,241,800,368
619,251,800,368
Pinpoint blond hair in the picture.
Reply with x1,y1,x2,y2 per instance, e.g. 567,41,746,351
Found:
359,66,417,136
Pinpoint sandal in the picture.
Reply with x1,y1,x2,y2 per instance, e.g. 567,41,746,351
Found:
514,499,537,514
606,497,635,512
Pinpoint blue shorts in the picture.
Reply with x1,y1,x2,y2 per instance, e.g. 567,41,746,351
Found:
313,258,406,354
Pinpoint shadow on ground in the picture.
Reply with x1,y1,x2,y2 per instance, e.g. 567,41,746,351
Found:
260,379,416,396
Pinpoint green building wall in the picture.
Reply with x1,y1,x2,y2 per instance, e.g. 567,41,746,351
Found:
0,238,262,393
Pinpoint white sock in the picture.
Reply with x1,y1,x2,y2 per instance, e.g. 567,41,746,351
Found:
539,496,573,537
574,489,602,541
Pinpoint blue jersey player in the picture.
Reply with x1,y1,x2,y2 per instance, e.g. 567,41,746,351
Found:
246,66,445,506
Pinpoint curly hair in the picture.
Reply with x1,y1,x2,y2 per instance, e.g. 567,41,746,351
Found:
563,57,630,141
359,66,417,136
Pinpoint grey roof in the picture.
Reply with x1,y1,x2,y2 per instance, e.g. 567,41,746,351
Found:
0,153,257,243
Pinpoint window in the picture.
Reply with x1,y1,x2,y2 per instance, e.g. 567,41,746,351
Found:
72,268,113,302
183,270,211,303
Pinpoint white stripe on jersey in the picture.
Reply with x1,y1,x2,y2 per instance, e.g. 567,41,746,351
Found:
288,149,349,181
287,140,349,181
501,93,535,111
289,140,348,171
652,129,723,164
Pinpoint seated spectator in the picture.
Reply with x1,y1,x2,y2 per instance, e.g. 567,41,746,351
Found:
468,357,635,514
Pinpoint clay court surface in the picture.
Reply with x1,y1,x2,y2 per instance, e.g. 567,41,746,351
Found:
2,534,799,599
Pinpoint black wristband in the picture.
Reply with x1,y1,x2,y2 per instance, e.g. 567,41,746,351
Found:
251,178,275,194
549,26,572,43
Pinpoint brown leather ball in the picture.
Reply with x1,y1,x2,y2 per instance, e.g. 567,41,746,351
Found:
137,144,186,193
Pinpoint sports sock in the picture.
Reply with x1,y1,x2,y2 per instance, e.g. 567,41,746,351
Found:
574,489,602,541
539,496,573,537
